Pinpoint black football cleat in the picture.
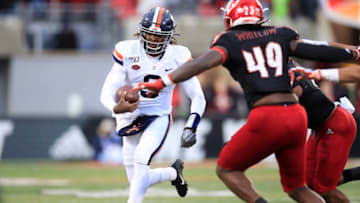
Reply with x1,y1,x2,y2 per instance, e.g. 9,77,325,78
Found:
171,159,188,197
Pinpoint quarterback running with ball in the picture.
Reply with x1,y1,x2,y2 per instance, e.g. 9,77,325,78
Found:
100,7,206,203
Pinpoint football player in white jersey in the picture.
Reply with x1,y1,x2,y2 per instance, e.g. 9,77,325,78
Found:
100,7,206,203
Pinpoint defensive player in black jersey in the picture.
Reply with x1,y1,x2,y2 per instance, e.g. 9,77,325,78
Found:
290,60,357,203
135,0,360,202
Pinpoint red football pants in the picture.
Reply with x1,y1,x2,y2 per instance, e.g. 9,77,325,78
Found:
217,104,308,192
306,106,356,193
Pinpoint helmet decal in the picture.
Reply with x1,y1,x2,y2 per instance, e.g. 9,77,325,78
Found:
223,0,265,30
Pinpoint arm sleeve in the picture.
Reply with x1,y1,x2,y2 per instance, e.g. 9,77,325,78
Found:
179,77,206,117
292,41,355,62
100,63,126,112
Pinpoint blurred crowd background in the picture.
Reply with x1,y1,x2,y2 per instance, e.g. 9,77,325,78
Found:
0,0,359,163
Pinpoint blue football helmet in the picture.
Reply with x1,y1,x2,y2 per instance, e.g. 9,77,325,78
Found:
139,7,176,55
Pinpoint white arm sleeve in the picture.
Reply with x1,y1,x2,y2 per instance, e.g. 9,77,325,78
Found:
180,77,206,117
100,63,126,112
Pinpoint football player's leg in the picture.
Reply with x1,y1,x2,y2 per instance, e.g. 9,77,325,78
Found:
138,115,177,186
339,166,360,185
216,106,290,202
122,133,141,184
274,104,324,203
278,140,325,203
127,115,173,202
310,108,356,202
321,189,350,203
216,123,267,202
306,131,320,189
127,163,150,203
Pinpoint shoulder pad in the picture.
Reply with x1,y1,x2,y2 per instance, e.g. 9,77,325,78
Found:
277,26,299,40
170,45,192,63
211,31,227,46
112,40,137,66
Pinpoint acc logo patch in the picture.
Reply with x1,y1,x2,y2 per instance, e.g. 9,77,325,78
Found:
132,64,140,70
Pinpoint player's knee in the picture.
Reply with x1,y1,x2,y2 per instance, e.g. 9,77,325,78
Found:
133,150,150,165
216,164,227,180
322,189,350,203
287,186,308,201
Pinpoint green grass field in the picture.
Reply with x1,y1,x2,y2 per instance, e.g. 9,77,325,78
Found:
0,160,359,203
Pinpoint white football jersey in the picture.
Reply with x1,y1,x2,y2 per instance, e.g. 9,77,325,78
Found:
100,40,206,130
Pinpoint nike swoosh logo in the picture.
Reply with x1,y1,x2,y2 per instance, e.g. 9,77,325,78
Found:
179,175,185,185
165,68,173,72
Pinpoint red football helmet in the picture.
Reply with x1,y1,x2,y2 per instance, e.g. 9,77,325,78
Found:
223,0,264,30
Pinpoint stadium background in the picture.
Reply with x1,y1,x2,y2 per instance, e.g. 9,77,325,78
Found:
0,0,359,202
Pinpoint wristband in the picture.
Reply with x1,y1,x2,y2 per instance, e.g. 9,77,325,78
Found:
161,74,174,86
185,113,201,129
319,68,339,82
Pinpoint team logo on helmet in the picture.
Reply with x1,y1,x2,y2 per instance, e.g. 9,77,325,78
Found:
223,0,265,30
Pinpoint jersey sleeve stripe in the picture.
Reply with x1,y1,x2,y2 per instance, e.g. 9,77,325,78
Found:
113,49,124,60
113,49,124,65
112,55,123,65
210,46,227,64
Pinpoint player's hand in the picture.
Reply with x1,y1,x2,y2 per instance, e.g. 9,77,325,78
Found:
289,67,323,81
134,79,164,92
181,113,201,148
113,91,139,113
181,128,197,148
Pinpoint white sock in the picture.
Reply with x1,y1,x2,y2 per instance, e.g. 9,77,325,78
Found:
149,167,177,186
124,165,134,184
127,163,150,203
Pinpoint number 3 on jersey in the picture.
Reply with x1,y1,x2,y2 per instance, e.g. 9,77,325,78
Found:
242,42,283,78
141,74,160,98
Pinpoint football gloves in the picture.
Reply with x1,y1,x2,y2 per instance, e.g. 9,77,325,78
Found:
290,66,340,82
289,67,323,81
181,113,201,148
135,74,175,92
135,79,165,93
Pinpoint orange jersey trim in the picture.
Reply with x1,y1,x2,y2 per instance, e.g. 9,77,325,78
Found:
210,46,227,64
113,49,124,60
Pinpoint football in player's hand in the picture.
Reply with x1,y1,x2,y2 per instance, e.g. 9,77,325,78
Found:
116,86,139,103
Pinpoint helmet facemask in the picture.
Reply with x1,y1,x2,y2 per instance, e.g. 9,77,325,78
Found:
139,24,173,55
139,7,175,55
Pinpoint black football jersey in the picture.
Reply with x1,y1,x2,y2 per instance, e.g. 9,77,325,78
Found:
211,25,299,108
292,76,335,129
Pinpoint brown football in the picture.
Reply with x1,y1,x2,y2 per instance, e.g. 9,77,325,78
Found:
115,86,139,103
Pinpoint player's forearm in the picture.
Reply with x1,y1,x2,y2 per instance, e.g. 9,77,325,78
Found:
170,60,203,83
170,50,223,83
312,66,360,83
328,42,357,50
100,86,117,112
338,66,360,83
181,78,206,116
